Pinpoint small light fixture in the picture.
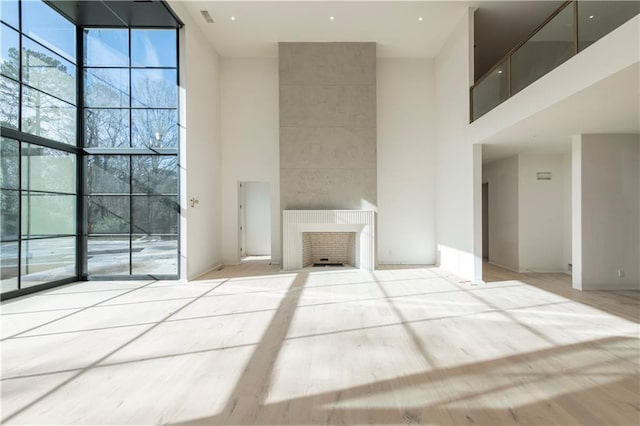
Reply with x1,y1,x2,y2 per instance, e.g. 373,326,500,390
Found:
497,70,503,74
418,17,423,21
330,16,334,20
231,16,236,21
589,15,594,19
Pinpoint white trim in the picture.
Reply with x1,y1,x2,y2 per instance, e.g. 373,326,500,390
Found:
283,210,376,271
488,261,520,273
187,264,223,281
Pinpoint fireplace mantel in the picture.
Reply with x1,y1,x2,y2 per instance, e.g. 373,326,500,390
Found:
282,210,376,271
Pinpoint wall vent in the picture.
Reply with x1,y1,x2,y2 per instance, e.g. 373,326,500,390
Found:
537,172,552,180
200,10,215,23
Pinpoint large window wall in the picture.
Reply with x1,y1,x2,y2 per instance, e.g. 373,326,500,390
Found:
1,1,180,298
83,28,178,278
1,0,78,294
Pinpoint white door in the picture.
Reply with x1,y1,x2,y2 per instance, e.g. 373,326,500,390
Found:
243,182,271,256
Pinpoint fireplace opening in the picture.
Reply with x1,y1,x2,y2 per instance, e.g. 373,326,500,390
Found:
303,232,356,268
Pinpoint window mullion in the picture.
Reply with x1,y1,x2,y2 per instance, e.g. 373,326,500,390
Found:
77,24,86,279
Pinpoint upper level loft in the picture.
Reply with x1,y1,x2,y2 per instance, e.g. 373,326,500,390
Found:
471,0,640,122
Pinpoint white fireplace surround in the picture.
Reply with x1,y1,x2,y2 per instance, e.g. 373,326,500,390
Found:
283,210,376,271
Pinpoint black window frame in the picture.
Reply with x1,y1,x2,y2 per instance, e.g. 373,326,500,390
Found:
81,26,180,281
1,1,182,300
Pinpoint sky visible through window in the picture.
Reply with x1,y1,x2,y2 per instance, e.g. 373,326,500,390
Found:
1,0,180,295
22,0,76,63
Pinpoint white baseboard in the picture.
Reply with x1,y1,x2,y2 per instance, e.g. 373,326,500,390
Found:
488,261,520,273
188,264,223,281
582,283,640,291
489,261,569,274
519,267,569,273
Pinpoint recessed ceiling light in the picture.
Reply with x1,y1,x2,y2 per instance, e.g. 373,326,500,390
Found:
589,15,595,19
497,70,503,74
418,17,423,21
330,16,334,20
231,16,236,21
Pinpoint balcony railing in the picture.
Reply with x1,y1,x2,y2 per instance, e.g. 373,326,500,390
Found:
470,0,639,122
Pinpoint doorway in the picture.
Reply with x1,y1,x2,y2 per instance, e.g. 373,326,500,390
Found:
239,182,271,258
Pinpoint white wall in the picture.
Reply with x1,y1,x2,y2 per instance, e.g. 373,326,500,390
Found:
243,182,271,256
573,134,640,290
434,9,482,281
377,58,436,264
562,152,572,274
172,1,223,280
483,152,571,274
220,58,280,265
482,156,519,271
518,153,566,272
571,137,583,286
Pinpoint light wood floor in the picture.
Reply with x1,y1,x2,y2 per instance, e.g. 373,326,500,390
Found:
1,260,638,425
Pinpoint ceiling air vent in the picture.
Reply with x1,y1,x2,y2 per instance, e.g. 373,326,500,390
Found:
200,10,214,23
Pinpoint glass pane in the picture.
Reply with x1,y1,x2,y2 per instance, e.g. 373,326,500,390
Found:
579,1,640,51
1,23,19,80
22,86,76,145
87,236,130,275
131,69,177,108
131,109,178,149
472,59,509,120
86,155,130,194
1,137,19,189
20,236,76,288
87,195,130,234
84,28,129,67
21,193,75,237
84,68,129,108
84,108,130,148
131,196,177,234
21,144,76,194
22,0,76,63
132,156,178,195
132,235,177,275
1,241,19,293
510,4,575,95
131,29,176,68
22,36,76,104
0,76,19,129
0,0,19,29
1,190,19,241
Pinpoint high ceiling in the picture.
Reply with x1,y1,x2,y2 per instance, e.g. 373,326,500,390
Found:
174,0,562,65
177,1,467,58
170,0,635,167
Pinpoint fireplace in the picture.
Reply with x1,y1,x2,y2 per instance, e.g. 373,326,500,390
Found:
303,232,357,267
282,210,375,271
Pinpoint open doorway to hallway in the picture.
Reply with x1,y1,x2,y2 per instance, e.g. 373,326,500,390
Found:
481,145,572,283
239,182,271,260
